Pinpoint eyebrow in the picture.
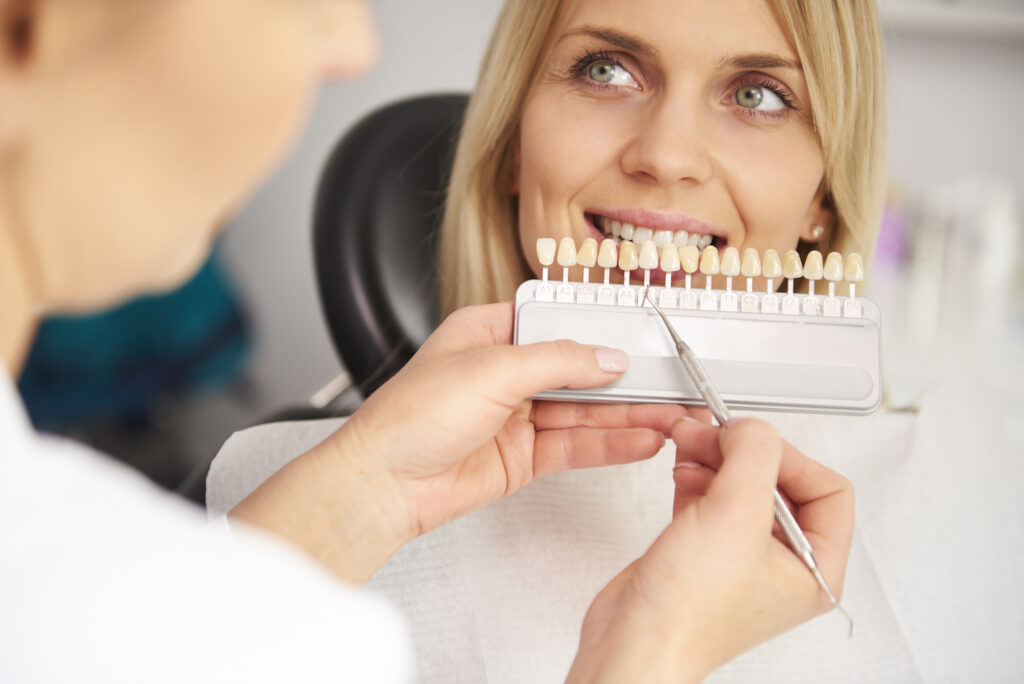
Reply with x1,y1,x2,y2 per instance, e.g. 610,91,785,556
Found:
715,53,803,72
559,26,658,59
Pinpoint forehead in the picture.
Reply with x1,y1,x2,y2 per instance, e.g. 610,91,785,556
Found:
551,0,798,66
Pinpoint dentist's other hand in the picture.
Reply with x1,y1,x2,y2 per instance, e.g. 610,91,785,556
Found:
569,418,854,683
232,303,699,582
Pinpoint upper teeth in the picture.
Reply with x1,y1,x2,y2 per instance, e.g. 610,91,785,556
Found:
598,216,714,250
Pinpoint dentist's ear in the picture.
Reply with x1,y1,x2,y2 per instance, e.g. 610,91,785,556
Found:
798,181,836,244
0,0,37,148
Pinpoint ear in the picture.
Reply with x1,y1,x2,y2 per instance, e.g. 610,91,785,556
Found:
798,180,835,244
0,0,39,148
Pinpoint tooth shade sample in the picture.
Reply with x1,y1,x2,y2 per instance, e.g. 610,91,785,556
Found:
620,223,635,240
659,244,681,272
577,237,598,268
782,250,803,279
536,238,556,266
678,245,700,273
823,251,844,281
634,227,654,244
762,249,782,278
557,237,577,267
618,240,639,271
741,248,762,277
699,245,721,275
844,253,865,282
654,230,673,248
720,247,741,277
597,239,618,268
638,240,658,270
803,250,824,279
673,231,690,247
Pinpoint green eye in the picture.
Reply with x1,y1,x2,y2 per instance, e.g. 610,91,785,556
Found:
735,85,764,108
588,61,618,83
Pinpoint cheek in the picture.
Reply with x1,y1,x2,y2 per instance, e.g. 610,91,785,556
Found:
718,120,824,251
517,94,627,272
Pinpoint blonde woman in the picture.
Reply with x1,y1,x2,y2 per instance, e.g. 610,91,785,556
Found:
440,0,885,311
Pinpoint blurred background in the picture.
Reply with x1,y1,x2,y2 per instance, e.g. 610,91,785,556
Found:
19,0,1023,503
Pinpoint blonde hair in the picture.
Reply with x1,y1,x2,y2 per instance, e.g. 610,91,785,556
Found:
440,0,886,314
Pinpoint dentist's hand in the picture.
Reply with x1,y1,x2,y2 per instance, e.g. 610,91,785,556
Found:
568,418,855,683
232,303,700,582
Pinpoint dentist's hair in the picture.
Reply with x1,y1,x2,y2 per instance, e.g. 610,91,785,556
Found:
438,0,886,314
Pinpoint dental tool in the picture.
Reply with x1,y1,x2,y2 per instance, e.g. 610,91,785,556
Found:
642,287,854,638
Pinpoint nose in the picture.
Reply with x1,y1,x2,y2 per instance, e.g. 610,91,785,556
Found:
314,1,379,81
619,92,713,187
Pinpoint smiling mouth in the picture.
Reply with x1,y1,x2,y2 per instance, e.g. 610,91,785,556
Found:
587,213,724,251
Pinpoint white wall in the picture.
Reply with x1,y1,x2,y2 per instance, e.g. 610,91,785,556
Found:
220,1,1024,416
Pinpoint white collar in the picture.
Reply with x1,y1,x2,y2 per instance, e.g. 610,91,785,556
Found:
0,362,36,458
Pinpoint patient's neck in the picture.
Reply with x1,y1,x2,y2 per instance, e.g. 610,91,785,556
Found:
0,199,39,380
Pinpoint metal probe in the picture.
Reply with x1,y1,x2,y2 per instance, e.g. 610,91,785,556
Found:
643,287,853,637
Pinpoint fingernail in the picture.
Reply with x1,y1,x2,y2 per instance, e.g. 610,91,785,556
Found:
594,347,628,373
673,461,702,470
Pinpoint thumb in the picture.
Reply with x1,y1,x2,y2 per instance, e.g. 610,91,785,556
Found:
455,340,628,406
705,418,783,531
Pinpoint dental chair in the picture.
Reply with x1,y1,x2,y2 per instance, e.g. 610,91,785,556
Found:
313,92,469,399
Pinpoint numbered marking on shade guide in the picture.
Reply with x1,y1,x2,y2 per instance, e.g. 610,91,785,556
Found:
597,239,618,305
822,251,844,317
720,246,741,312
576,237,598,304
617,241,639,307
801,250,823,316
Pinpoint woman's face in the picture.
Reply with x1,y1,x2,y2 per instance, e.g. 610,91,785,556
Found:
14,0,375,309
516,0,830,284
